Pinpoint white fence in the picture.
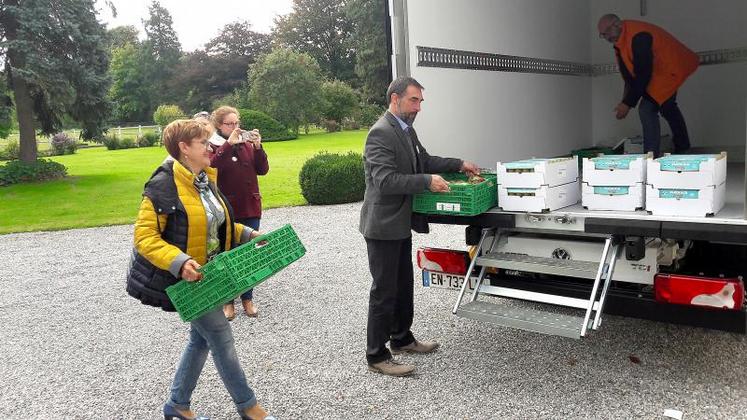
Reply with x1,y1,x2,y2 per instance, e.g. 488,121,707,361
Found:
112,125,161,138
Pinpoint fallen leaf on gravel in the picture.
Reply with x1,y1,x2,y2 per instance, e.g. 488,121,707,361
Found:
629,354,641,364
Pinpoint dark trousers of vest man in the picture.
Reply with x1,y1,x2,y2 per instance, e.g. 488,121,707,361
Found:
365,236,416,364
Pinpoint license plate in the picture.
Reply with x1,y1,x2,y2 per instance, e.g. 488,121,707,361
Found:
422,270,477,291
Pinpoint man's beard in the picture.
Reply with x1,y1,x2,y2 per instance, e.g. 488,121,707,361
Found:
399,111,417,125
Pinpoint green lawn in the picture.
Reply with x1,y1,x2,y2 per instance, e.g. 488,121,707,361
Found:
0,130,366,234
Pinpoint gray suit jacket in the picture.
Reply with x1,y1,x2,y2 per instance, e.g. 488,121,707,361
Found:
359,112,462,240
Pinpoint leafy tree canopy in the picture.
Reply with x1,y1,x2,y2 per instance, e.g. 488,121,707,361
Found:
321,79,359,124
142,0,181,64
107,25,140,51
346,0,389,105
205,20,271,58
273,0,357,84
248,48,324,135
168,20,272,114
108,43,152,122
0,0,112,161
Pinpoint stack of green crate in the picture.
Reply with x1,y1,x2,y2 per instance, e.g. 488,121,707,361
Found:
412,172,498,216
166,224,306,322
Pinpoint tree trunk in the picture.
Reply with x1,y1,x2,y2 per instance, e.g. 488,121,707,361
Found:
2,0,37,162
11,70,37,163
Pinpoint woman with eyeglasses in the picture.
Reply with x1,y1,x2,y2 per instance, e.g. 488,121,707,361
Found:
208,106,270,320
126,119,275,420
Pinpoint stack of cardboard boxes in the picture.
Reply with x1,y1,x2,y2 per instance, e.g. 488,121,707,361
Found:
645,153,727,217
581,154,649,211
495,152,727,217
496,156,579,212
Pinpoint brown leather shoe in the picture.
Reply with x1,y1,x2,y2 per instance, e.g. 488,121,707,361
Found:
367,359,416,377
391,340,440,355
242,299,258,317
240,403,274,420
223,303,236,321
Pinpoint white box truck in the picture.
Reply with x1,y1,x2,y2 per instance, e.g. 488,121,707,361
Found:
387,0,747,338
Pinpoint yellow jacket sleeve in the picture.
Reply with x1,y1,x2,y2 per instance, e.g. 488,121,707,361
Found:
134,197,187,271
235,221,247,246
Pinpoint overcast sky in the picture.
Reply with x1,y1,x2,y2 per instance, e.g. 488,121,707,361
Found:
95,0,294,51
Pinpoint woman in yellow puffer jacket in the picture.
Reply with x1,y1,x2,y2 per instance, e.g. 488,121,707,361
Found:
126,119,275,420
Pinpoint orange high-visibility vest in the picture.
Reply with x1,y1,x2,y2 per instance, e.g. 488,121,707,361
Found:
615,20,699,105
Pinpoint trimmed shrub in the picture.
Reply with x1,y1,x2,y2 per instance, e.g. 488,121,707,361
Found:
153,104,185,127
0,140,19,161
0,159,67,186
299,152,365,205
237,109,296,141
50,132,77,155
119,137,136,149
102,134,120,150
102,134,138,150
137,132,160,147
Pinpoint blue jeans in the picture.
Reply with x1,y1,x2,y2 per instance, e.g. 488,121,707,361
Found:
236,217,260,301
638,93,691,158
168,307,256,412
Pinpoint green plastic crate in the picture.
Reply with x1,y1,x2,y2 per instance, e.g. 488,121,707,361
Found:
166,224,306,322
412,173,498,216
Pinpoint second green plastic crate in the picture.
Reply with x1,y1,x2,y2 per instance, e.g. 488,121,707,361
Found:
166,224,306,322
413,173,497,216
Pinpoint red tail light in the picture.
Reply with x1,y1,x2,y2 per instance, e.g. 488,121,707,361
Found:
655,274,745,310
416,247,469,275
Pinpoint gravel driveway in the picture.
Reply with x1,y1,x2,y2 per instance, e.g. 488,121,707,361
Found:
1,202,745,419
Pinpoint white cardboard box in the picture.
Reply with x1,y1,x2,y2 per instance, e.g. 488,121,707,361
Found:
497,156,578,188
647,152,727,189
498,180,580,212
582,183,645,211
582,154,650,186
645,182,726,217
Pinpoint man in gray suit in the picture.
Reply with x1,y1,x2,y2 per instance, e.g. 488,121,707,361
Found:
360,76,479,377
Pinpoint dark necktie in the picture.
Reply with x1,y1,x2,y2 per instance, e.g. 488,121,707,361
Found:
406,126,421,173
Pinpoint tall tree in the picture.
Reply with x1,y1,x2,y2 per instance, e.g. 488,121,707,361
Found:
248,48,324,135
107,25,139,51
142,1,181,63
0,0,112,162
205,20,271,58
141,0,181,106
0,74,13,138
108,43,152,122
273,0,356,83
168,20,272,113
347,0,389,105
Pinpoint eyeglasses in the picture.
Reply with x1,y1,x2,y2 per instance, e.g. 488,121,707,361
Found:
222,121,240,127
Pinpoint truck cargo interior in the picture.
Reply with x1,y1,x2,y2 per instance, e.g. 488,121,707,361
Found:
389,0,747,224
389,0,747,335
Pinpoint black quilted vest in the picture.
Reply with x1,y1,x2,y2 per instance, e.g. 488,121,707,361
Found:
125,162,235,312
